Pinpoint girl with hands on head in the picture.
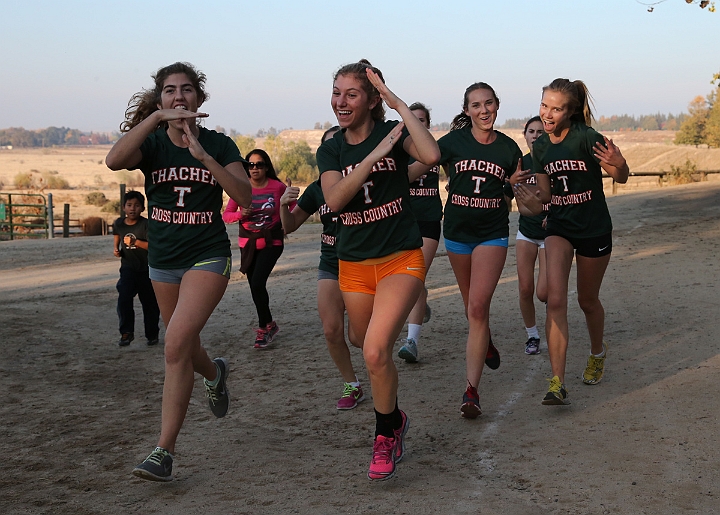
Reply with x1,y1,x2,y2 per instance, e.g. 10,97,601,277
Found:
105,62,251,482
532,78,629,406
281,126,368,411
317,59,439,481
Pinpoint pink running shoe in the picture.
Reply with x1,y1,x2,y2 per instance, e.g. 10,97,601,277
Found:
265,321,280,342
336,383,365,410
393,410,409,462
368,435,397,481
254,327,269,349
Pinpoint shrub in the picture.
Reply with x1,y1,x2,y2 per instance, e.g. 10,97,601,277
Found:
14,173,35,189
101,199,121,214
81,216,106,236
664,158,698,185
86,191,108,206
42,173,70,189
114,171,145,188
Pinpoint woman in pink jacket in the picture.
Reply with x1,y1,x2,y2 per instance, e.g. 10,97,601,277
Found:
223,149,292,348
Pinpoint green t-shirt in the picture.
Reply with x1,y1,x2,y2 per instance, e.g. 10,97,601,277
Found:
297,180,339,275
316,120,422,261
533,122,612,238
133,127,243,269
408,164,443,222
438,127,522,243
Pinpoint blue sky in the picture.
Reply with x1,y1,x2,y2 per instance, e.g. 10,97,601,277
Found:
1,0,718,134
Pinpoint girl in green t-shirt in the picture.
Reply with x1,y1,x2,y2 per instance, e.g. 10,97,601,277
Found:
317,60,440,481
437,82,522,420
516,78,629,406
106,62,252,482
280,126,366,411
509,116,549,356
397,102,443,364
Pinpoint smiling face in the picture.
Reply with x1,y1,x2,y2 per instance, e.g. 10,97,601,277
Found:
158,73,201,130
464,88,499,132
524,119,544,150
331,74,378,130
539,90,572,138
247,153,268,183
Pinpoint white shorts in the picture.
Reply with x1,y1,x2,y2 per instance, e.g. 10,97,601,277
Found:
516,229,545,249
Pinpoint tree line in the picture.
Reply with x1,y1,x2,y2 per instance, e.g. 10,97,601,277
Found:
498,113,688,131
0,127,116,148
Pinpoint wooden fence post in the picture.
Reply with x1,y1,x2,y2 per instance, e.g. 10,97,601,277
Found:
63,204,70,238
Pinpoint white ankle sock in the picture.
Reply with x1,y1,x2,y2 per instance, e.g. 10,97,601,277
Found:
407,324,422,343
526,326,540,339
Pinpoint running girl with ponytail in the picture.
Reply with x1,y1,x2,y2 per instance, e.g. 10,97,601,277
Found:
515,78,629,405
317,60,440,480
437,82,522,419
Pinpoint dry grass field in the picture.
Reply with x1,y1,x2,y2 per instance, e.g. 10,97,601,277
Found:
1,130,720,230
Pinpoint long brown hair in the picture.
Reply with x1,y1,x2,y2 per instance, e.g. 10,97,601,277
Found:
542,78,594,126
450,82,499,131
120,62,208,133
333,59,386,122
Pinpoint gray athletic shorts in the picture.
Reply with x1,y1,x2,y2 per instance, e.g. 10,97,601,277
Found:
317,269,339,281
149,256,232,284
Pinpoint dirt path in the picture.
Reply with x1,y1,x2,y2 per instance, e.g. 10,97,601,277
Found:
1,182,719,514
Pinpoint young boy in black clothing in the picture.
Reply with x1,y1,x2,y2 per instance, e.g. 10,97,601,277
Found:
112,191,160,346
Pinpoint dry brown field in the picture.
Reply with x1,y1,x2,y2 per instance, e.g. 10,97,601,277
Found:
1,130,720,228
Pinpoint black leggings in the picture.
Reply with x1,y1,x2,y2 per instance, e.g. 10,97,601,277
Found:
246,244,284,327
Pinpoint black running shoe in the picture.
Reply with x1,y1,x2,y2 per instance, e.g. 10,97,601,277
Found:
204,357,229,418
485,338,500,370
118,333,134,347
147,338,159,346
132,447,173,482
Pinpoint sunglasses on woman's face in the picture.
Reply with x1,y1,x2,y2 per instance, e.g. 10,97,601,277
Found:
248,162,266,170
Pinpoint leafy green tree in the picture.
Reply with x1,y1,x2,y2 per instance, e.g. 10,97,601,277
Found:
233,135,256,157
263,134,286,166
278,141,318,183
675,96,709,146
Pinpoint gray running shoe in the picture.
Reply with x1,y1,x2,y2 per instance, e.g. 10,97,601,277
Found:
204,357,229,418
398,338,418,363
132,447,173,482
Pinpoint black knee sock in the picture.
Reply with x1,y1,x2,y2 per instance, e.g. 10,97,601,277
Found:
374,400,402,438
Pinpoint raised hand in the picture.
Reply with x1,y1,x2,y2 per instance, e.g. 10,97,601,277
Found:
366,68,404,112
370,122,405,161
181,119,210,162
594,136,626,168
509,158,531,186
155,108,208,123
281,178,300,206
